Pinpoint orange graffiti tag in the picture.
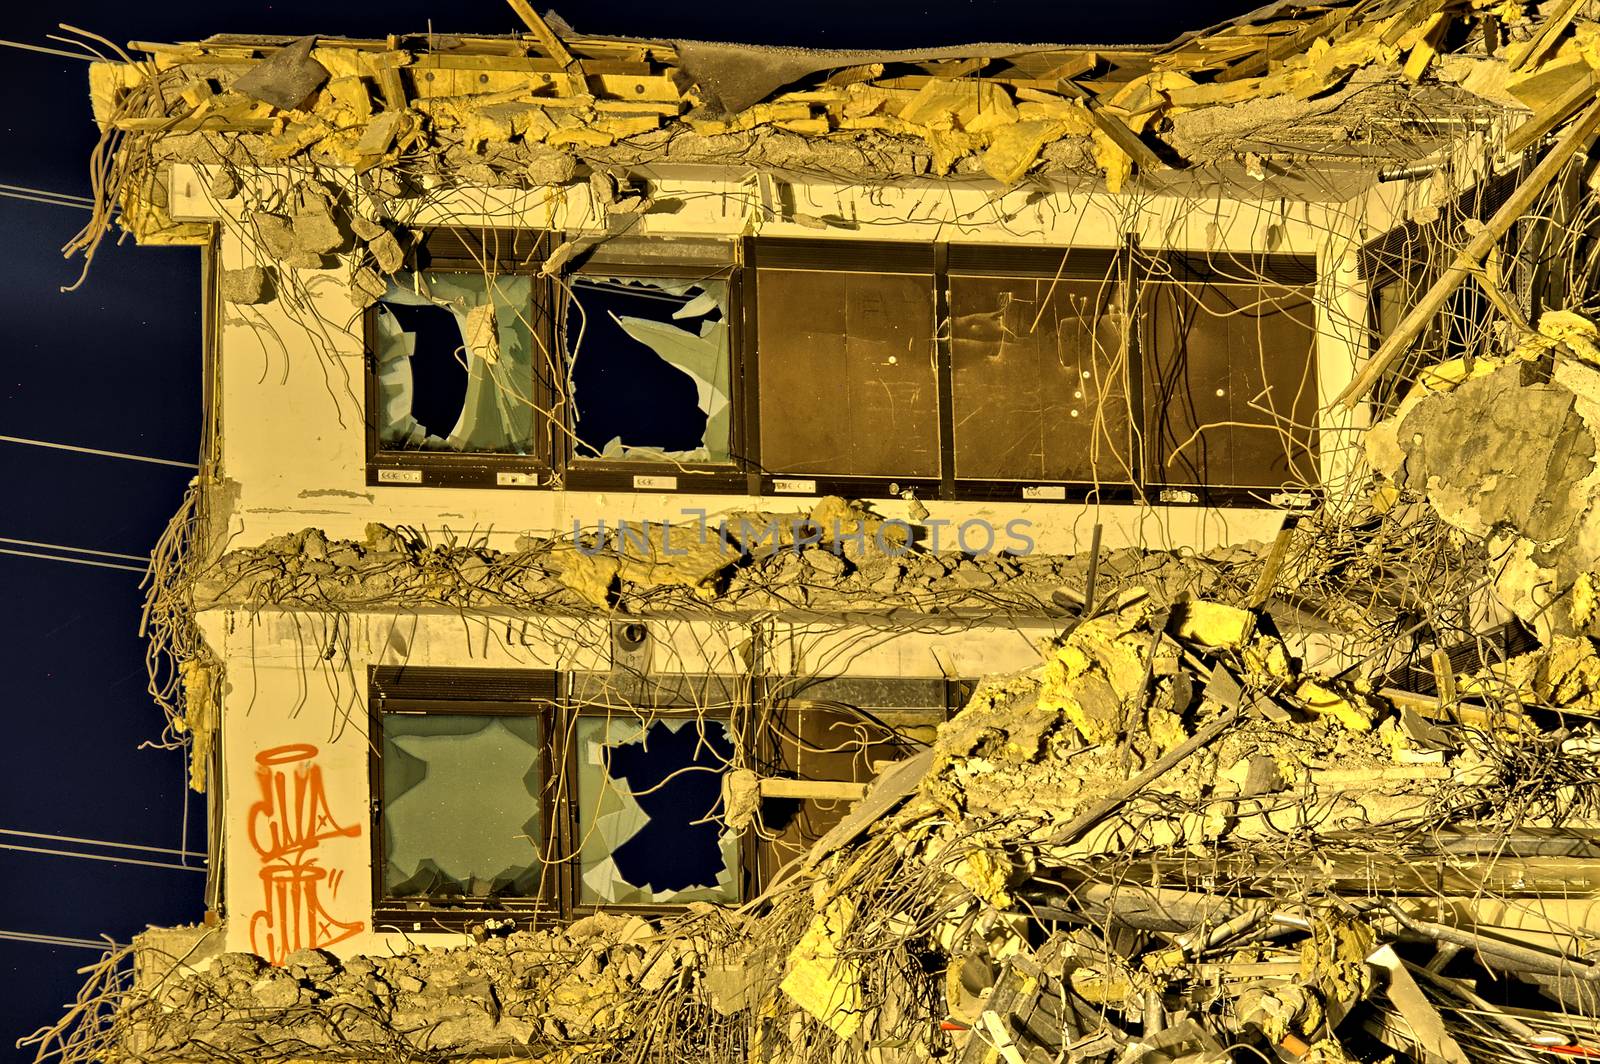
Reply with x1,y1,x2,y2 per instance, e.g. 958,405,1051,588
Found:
247,743,364,964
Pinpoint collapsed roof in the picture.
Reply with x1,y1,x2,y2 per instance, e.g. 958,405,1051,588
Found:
78,0,1562,259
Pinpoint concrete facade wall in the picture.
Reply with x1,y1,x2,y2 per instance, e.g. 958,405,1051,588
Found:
168,162,1407,960
197,606,1058,960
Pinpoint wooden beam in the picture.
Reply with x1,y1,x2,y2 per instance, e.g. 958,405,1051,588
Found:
1336,96,1600,410
1247,522,1296,608
1217,5,1356,84
1507,66,1600,153
1055,77,1165,173
757,778,869,801
504,0,573,67
1509,0,1588,73
1378,0,1450,48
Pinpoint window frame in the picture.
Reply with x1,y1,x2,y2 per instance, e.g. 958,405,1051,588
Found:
361,229,1324,507
743,237,947,503
944,244,1142,502
1137,249,1322,503
368,665,564,932
368,666,757,931
558,258,750,496
558,701,755,916
363,228,561,489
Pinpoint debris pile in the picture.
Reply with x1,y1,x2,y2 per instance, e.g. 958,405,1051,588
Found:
35,544,1600,1061
74,0,1523,273
39,1,1600,1061
189,504,1262,617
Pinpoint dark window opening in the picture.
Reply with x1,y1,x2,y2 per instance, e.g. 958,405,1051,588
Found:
756,267,939,479
755,677,958,877
575,715,738,905
1144,261,1319,489
566,276,734,463
1359,173,1517,417
377,302,470,443
373,271,539,454
950,272,1134,484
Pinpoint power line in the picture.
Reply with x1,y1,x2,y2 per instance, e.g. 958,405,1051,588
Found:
0,38,96,61
0,181,93,207
0,433,197,469
0,840,205,873
0,827,202,859
0,536,147,564
0,547,147,574
0,930,120,951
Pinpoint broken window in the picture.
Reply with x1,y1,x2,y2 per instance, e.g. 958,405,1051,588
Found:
370,667,559,925
756,677,958,879
372,270,542,454
564,274,734,463
371,668,746,925
1360,173,1517,416
949,253,1135,484
573,715,739,905
1143,255,1320,489
380,712,545,900
755,243,940,480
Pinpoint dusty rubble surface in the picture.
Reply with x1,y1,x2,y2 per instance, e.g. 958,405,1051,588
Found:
72,0,1512,280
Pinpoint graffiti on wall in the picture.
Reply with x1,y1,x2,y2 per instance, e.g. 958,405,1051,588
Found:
247,743,364,964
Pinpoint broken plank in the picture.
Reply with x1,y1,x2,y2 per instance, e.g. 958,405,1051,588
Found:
1401,13,1446,81
757,778,869,801
1247,522,1296,608
801,749,933,871
1506,67,1600,154
1337,96,1600,410
1055,77,1164,172
1378,0,1450,47
1509,0,1588,72
1217,5,1357,83
1037,52,1099,82
1050,704,1242,846
1431,649,1458,706
504,0,573,67
1367,946,1471,1064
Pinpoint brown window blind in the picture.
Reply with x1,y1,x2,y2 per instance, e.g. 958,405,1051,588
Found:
948,270,1134,483
1143,255,1319,489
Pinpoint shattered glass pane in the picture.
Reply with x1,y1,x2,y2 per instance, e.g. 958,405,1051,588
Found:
374,270,538,454
380,713,543,899
1145,279,1319,488
566,276,733,463
574,716,739,905
950,274,1134,483
757,268,939,478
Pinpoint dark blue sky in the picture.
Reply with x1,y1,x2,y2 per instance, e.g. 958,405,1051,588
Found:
0,1,1260,1057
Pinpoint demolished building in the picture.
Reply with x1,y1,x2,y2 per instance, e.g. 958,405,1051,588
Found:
27,0,1600,1060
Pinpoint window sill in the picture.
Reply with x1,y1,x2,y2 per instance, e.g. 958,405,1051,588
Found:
563,461,747,494
372,901,559,934
367,456,554,489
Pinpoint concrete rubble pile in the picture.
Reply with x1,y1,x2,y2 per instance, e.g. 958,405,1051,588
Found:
189,502,1257,616
78,0,1520,274
82,547,1600,1061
